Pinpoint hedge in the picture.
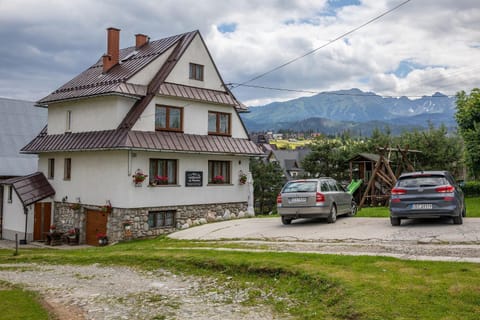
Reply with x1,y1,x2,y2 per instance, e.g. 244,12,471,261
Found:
462,181,480,197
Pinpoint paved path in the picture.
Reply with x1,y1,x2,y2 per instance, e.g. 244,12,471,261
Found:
170,217,480,243
169,217,480,263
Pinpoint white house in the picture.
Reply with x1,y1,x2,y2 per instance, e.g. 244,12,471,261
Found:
20,28,262,245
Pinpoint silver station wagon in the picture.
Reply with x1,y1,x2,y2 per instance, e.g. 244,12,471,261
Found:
277,178,357,225
389,171,466,226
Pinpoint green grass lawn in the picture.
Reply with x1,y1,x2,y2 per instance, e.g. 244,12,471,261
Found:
0,281,52,320
357,196,480,217
1,237,480,320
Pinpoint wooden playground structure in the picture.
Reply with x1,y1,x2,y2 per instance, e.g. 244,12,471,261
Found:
348,146,421,208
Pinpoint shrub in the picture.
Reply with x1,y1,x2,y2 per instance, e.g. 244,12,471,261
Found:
462,181,480,197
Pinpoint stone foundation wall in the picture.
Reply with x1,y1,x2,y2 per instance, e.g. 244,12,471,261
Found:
53,202,253,244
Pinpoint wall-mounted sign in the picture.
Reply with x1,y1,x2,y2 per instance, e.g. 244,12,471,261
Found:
185,171,203,187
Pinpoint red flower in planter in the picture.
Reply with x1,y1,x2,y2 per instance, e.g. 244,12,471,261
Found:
212,175,224,184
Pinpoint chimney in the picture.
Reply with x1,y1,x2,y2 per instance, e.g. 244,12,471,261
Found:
102,27,121,73
135,33,149,49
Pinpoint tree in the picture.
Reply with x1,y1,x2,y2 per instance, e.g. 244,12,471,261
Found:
455,88,480,179
400,123,463,176
302,138,360,181
250,158,284,214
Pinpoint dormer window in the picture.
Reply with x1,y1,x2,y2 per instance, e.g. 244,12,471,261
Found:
155,105,183,132
189,63,204,81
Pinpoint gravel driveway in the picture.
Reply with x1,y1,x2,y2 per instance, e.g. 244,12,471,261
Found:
0,263,286,320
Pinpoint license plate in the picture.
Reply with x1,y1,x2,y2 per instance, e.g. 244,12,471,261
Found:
289,197,307,204
412,203,433,209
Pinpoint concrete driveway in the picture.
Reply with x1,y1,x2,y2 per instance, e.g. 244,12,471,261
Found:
169,217,480,263
170,216,480,243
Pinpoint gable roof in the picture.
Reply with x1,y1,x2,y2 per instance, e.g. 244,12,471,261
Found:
36,30,245,113
0,98,47,176
1,172,55,206
21,128,262,156
37,32,190,105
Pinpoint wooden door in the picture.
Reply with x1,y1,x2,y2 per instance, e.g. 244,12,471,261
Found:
86,210,108,246
34,202,52,241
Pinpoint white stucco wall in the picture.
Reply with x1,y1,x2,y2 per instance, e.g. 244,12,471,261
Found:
1,186,34,241
165,34,224,91
132,96,248,139
38,150,251,209
47,96,136,134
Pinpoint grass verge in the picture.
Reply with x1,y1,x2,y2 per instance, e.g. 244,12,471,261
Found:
0,280,52,320
1,237,479,320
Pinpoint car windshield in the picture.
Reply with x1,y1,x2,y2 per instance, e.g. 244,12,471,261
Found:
397,176,448,188
282,181,317,193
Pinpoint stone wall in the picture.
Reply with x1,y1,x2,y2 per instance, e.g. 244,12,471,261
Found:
53,202,253,244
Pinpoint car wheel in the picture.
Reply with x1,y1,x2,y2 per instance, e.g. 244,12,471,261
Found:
453,214,463,225
347,201,357,217
281,216,292,225
390,216,401,226
327,205,337,223
462,206,466,217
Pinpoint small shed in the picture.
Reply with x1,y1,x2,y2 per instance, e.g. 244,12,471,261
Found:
1,172,55,242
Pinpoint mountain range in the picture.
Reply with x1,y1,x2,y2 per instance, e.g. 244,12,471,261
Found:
240,88,457,136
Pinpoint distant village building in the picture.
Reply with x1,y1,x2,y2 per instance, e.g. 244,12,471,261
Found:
4,28,261,244
267,149,311,180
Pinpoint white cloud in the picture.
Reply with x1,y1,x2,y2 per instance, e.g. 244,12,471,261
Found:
0,0,478,106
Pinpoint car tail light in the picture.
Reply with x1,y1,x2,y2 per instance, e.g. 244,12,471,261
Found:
276,194,282,204
316,192,325,203
391,198,401,203
443,196,455,201
435,185,455,193
391,188,407,195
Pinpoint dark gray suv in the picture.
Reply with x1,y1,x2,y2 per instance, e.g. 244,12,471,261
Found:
389,171,466,226
277,178,356,225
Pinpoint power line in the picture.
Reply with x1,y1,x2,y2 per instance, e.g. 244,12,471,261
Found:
230,0,412,90
227,83,455,99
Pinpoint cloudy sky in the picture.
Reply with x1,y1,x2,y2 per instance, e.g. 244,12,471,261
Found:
0,0,478,106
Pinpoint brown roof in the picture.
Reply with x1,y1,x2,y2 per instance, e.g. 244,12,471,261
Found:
1,172,55,206
37,32,190,105
21,129,263,156
37,30,244,111
158,82,240,107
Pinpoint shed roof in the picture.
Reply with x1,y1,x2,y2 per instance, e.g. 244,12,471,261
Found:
349,153,382,163
1,172,55,206
0,98,47,176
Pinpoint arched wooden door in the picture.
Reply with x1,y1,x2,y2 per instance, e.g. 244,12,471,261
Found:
86,210,108,246
34,202,52,241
